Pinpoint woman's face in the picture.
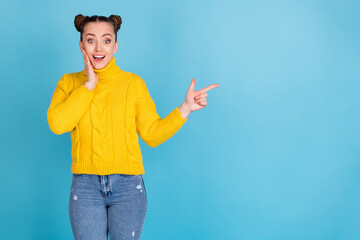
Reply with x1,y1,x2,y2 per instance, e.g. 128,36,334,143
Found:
79,21,118,69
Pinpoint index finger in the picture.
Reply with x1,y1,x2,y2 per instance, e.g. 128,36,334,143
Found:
196,84,220,94
80,47,91,66
80,47,86,59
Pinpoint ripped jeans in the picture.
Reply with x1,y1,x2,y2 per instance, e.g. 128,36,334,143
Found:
69,173,147,240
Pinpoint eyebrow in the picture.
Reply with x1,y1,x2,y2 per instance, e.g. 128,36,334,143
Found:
85,33,113,37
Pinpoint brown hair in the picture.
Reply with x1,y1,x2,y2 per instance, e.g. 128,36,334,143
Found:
74,14,122,42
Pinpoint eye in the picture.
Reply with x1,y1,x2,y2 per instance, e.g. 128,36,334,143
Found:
104,39,111,44
87,39,94,43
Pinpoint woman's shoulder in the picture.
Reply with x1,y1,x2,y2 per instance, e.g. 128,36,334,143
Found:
115,69,148,87
117,69,143,81
56,72,74,85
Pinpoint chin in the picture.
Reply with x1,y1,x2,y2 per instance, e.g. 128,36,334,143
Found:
93,59,110,69
94,64,104,69
92,62,105,69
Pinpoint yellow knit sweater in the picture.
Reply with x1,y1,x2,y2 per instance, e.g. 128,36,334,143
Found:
47,56,187,175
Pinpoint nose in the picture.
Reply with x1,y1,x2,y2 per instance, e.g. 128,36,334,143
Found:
95,42,103,52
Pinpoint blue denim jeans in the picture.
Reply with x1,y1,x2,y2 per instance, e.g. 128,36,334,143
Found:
69,173,147,240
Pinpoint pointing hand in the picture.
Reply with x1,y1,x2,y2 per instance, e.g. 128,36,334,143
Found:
179,78,220,119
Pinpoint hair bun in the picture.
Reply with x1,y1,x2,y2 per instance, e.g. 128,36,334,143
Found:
74,14,89,32
109,15,122,32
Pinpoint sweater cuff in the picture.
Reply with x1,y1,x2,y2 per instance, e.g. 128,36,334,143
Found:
173,106,188,125
76,84,95,98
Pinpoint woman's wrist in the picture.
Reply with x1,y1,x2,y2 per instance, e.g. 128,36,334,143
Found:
178,101,191,119
84,81,96,91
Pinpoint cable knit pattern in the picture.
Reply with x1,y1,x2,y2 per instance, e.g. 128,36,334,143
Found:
89,60,117,166
47,56,187,175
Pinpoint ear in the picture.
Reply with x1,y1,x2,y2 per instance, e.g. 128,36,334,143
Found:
79,40,83,50
113,41,118,54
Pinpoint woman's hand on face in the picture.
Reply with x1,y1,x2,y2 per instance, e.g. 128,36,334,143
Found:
178,78,219,119
81,47,98,91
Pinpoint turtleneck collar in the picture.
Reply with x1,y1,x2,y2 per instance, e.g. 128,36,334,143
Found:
81,56,121,79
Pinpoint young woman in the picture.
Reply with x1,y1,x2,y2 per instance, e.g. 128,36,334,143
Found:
47,14,219,240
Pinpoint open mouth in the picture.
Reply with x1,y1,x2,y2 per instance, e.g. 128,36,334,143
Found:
93,55,105,62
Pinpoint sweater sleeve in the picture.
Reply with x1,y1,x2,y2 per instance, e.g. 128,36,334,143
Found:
133,74,187,148
47,73,94,135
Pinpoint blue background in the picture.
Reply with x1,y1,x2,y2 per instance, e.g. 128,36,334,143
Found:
1,0,360,239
